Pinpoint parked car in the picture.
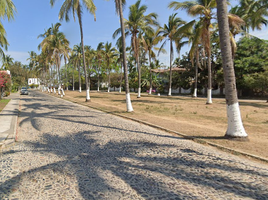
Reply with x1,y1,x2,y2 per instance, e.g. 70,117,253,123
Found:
20,87,28,95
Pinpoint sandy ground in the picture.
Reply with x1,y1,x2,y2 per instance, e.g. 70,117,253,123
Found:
49,90,268,160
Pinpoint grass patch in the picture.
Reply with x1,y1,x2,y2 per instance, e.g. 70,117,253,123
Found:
0,99,10,112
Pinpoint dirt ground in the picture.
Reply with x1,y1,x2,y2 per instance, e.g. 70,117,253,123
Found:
51,90,268,160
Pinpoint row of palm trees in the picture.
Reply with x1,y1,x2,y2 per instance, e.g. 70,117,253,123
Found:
30,0,268,139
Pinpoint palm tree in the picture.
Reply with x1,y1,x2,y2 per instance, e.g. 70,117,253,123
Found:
95,42,104,92
50,0,96,101
1,54,13,70
72,44,83,93
141,30,163,95
84,45,94,91
113,0,134,112
230,0,268,36
39,23,70,91
113,0,158,98
169,0,216,103
158,13,187,96
27,51,38,77
0,0,16,60
103,42,117,93
216,0,248,138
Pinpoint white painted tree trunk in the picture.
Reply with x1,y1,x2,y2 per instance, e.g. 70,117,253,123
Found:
226,102,247,137
79,87,81,93
206,89,212,104
53,88,56,94
126,93,134,112
168,88,172,96
137,88,141,98
73,85,74,91
119,87,122,93
108,87,110,93
86,89,90,101
61,88,65,96
97,86,100,92
149,87,152,95
58,87,61,95
48,88,50,93
51,88,53,93
193,88,197,98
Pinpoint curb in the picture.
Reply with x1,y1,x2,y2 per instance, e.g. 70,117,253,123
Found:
44,91,268,164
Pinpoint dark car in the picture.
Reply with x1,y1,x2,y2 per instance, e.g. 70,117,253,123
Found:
20,87,28,95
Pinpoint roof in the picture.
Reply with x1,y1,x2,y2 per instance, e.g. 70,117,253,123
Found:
151,67,186,73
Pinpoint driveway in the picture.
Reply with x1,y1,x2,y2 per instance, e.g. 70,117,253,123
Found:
0,90,268,199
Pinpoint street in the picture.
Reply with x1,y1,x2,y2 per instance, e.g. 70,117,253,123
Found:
0,90,268,200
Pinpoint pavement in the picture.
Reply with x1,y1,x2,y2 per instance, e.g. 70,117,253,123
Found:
0,90,267,199
0,92,20,148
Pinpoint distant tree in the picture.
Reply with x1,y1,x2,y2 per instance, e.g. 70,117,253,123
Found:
234,37,268,95
1,54,14,70
113,0,158,98
51,0,97,101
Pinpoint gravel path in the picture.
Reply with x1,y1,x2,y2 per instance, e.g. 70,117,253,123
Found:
0,91,268,200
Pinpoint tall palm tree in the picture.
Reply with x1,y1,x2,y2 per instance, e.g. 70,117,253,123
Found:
27,51,38,79
113,0,134,112
169,0,216,103
50,0,96,101
141,30,164,95
1,54,13,70
216,0,247,138
39,23,70,91
158,13,187,96
95,42,104,92
113,0,158,98
84,45,94,91
73,44,83,93
103,42,117,93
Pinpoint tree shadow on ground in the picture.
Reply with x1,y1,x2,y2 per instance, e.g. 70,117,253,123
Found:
239,101,268,108
1,90,267,199
1,130,268,199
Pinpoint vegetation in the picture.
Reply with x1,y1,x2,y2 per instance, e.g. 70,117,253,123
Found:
2,0,268,137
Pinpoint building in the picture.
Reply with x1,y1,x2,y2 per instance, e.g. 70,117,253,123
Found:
28,78,40,86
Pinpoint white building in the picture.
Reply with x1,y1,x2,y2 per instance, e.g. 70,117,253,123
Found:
28,78,40,86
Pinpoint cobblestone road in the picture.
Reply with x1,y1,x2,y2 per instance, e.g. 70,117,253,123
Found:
1,91,268,200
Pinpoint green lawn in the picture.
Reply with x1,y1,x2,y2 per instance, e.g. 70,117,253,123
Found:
0,99,10,112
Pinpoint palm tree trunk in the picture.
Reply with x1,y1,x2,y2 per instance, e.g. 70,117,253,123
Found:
206,29,212,104
168,40,173,96
108,63,110,93
193,50,198,98
216,0,247,138
97,61,100,92
149,53,152,95
119,62,123,93
78,63,81,93
118,0,133,112
137,55,141,98
73,66,75,91
78,8,90,101
65,57,68,91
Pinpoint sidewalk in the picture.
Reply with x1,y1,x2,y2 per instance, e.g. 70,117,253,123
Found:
0,92,20,148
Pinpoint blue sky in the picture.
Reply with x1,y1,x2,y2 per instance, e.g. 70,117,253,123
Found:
2,0,268,66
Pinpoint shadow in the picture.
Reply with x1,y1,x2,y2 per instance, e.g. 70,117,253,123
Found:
239,101,268,108
1,90,267,199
